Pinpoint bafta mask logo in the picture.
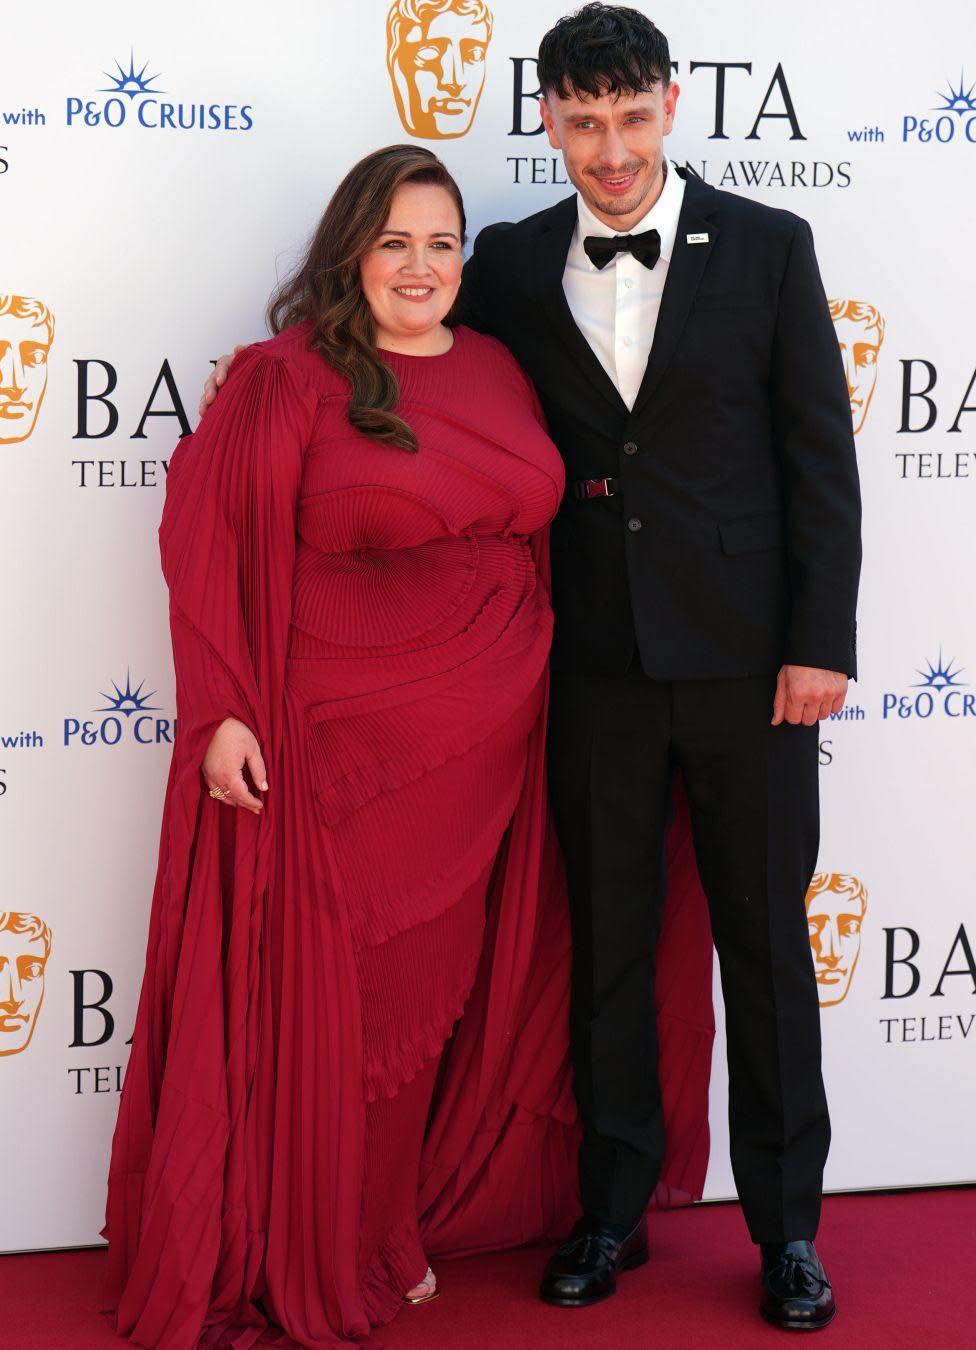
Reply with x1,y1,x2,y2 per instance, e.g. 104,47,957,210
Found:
0,911,53,1056
386,0,493,140
805,873,868,1007
0,294,55,445
828,299,885,434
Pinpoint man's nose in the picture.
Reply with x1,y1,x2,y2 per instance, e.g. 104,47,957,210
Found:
437,43,464,96
601,125,633,170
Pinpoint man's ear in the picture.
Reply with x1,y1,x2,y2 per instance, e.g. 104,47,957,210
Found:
662,81,680,136
539,96,561,150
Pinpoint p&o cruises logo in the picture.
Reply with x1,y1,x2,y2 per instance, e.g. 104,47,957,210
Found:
902,70,976,145
63,671,175,747
67,51,254,131
882,651,973,720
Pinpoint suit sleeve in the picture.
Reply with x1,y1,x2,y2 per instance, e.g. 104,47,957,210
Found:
771,219,862,678
455,226,500,336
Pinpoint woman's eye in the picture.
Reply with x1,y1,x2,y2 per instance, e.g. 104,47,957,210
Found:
382,240,406,248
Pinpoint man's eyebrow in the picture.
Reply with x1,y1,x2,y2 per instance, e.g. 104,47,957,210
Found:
567,103,655,122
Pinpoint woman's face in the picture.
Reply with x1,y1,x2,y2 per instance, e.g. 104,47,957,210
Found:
359,181,464,342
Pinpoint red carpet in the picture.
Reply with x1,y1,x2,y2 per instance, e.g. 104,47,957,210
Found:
1,1190,970,1350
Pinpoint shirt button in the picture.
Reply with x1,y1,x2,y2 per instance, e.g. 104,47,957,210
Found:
627,517,643,532
622,335,633,347
624,277,634,289
623,441,638,456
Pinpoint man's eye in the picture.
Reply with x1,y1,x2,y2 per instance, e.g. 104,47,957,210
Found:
24,347,48,367
464,44,486,61
415,45,440,62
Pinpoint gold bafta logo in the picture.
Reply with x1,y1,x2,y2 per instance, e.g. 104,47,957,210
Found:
0,294,55,445
0,911,52,1056
805,873,867,1007
386,0,493,140
828,299,885,434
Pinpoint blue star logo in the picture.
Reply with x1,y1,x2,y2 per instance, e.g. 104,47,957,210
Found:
912,650,967,691
99,51,166,100
95,671,161,718
933,72,976,116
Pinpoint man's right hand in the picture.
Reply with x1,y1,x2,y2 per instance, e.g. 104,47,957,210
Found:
199,344,247,417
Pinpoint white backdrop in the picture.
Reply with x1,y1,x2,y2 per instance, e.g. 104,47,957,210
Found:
2,0,975,1253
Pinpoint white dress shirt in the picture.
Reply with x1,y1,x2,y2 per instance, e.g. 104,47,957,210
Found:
562,159,686,410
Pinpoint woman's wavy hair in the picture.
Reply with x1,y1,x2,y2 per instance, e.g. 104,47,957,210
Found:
268,145,466,453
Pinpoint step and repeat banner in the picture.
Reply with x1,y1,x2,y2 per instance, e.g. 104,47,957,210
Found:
2,0,974,1252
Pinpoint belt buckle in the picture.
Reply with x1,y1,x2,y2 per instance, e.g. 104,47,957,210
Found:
585,477,614,499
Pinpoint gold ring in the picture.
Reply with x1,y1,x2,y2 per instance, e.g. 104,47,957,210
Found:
209,785,231,801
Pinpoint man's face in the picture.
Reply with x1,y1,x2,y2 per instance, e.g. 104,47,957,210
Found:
540,82,679,233
806,884,865,1006
0,926,48,1055
0,309,53,445
390,5,490,139
832,314,882,433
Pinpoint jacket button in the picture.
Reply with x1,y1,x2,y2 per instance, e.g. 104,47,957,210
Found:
627,517,643,532
623,441,638,456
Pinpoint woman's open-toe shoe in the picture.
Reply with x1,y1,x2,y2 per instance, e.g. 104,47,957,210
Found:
404,1267,439,1305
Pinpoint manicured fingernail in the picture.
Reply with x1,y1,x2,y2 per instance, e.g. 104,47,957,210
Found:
260,781,269,791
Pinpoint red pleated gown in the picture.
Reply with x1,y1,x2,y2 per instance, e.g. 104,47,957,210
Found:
101,322,715,1349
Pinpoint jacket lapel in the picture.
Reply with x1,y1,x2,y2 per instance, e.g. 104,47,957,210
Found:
534,195,630,420
631,169,720,419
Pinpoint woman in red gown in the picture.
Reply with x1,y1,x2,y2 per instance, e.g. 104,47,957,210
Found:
101,146,714,1349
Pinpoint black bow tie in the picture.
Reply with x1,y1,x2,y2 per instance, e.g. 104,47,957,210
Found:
583,228,661,271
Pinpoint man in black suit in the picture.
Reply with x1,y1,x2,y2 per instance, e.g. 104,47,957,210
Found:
458,5,858,1332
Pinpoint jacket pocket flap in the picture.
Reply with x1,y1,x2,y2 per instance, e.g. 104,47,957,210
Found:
718,512,785,555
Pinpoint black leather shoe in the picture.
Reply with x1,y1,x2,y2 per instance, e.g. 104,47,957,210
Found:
760,1240,836,1330
540,1216,649,1307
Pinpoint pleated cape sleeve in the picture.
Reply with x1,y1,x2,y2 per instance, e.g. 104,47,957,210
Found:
101,343,319,1349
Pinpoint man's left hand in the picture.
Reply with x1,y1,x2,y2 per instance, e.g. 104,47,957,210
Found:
771,665,849,727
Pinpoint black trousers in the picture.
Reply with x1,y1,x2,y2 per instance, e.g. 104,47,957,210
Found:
547,665,830,1244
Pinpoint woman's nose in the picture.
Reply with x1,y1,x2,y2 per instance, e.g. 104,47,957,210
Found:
400,246,433,275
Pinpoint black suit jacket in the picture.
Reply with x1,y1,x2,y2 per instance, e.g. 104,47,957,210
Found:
456,167,861,681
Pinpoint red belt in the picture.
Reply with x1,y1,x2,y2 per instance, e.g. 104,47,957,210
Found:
573,477,619,500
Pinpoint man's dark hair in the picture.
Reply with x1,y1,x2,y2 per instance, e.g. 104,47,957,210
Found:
537,4,671,101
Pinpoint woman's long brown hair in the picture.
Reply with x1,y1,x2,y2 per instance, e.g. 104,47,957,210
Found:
268,145,466,453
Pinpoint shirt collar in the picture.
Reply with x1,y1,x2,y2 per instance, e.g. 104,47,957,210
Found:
575,158,685,268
